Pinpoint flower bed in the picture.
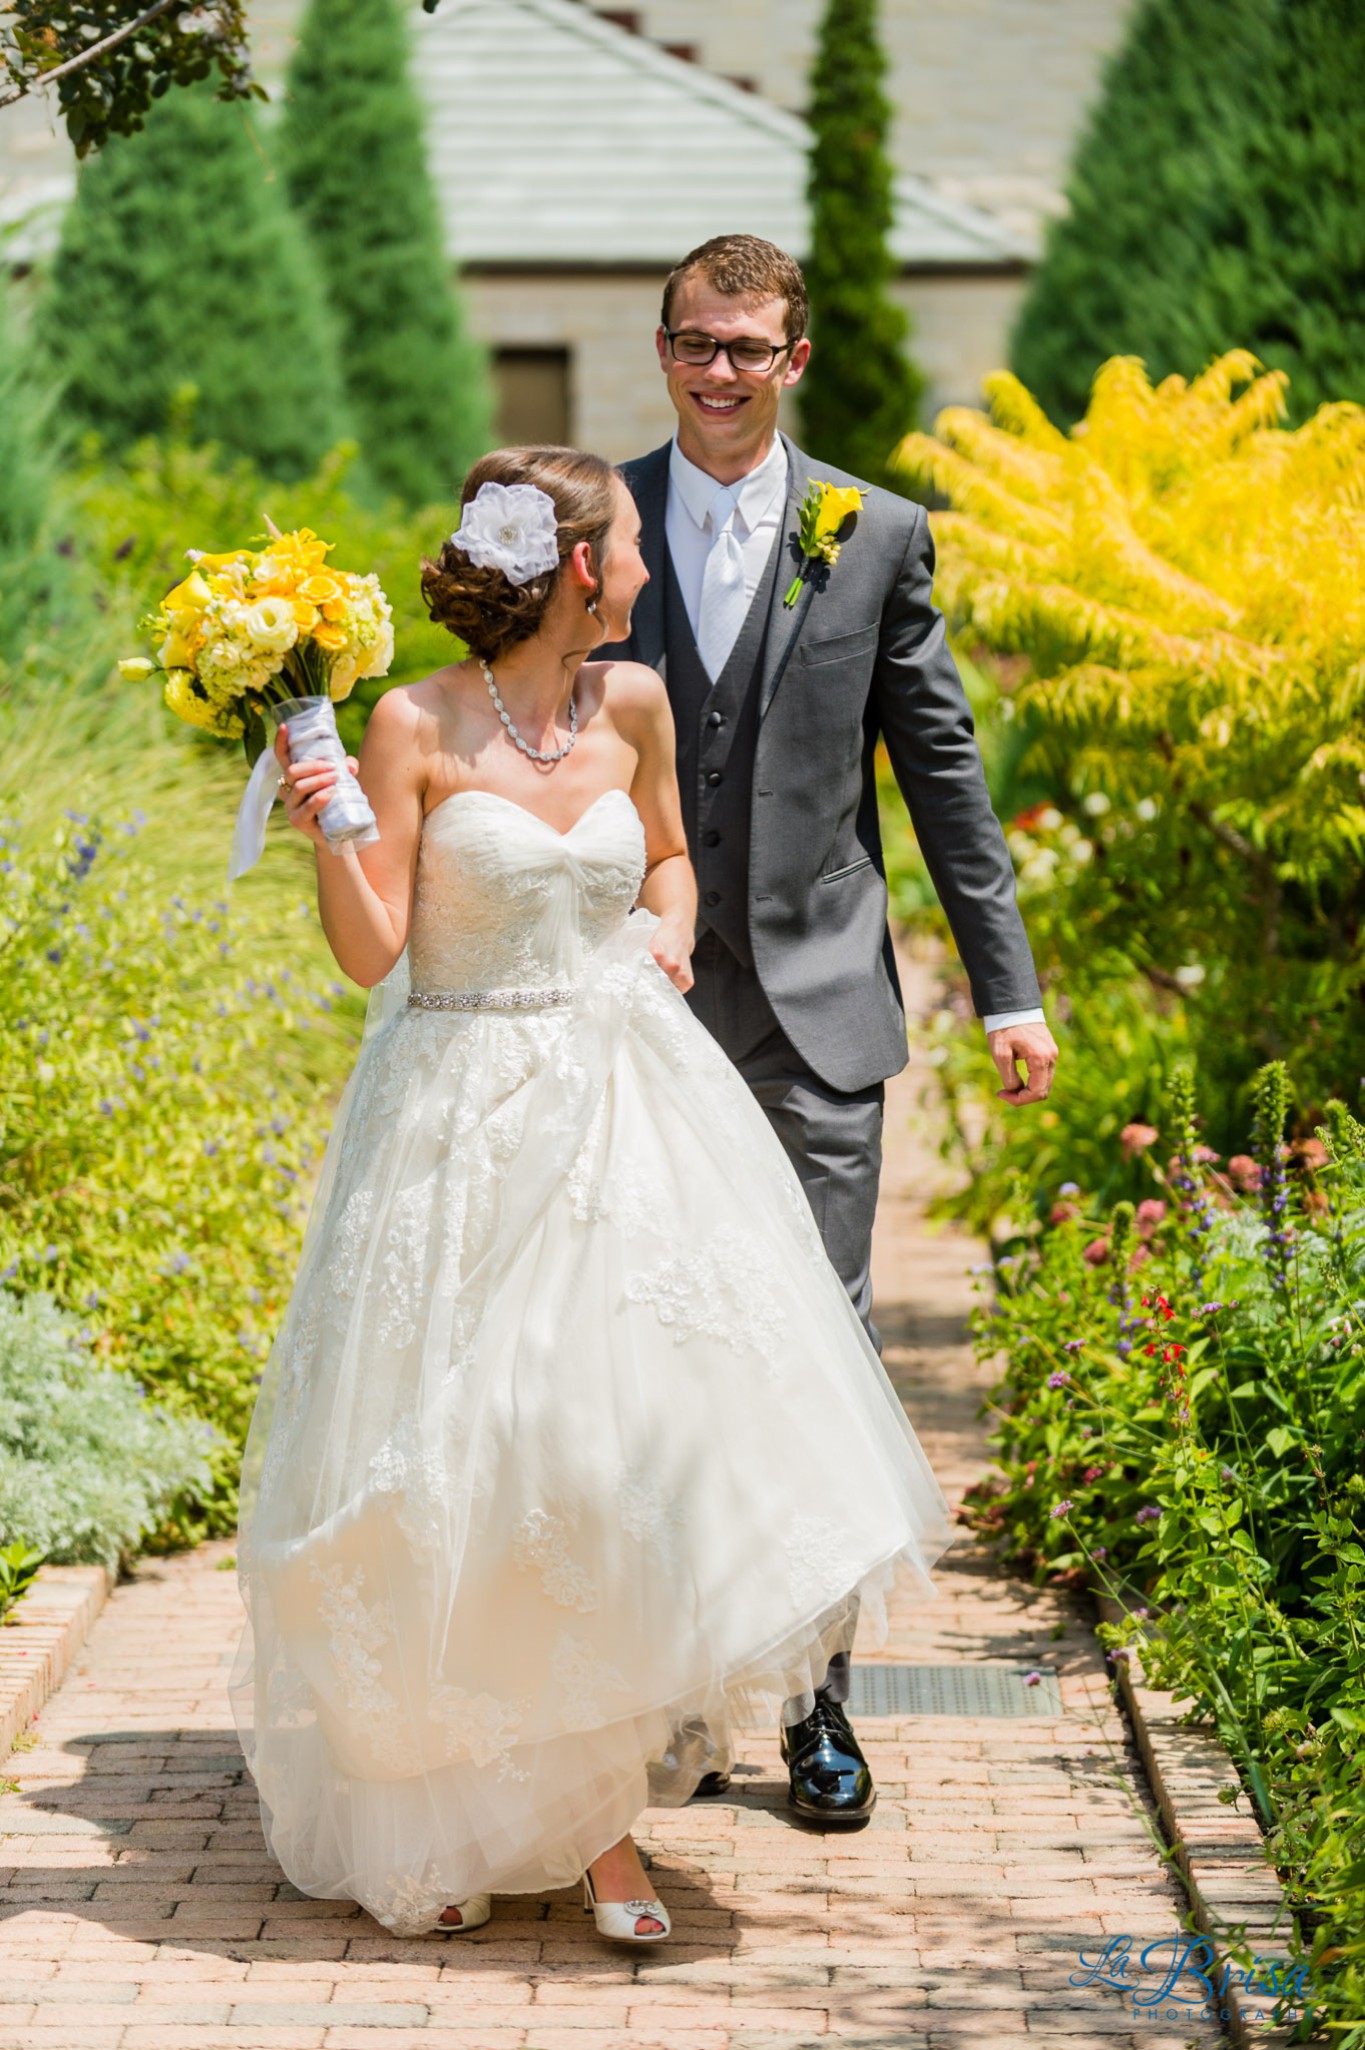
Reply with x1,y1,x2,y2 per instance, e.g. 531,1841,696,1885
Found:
961,1062,1365,2038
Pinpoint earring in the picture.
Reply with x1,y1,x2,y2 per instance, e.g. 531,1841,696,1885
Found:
586,598,598,614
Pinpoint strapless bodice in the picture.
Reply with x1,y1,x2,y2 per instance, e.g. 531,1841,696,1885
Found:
405,787,647,995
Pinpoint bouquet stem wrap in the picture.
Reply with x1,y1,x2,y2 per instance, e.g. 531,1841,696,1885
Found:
228,696,380,883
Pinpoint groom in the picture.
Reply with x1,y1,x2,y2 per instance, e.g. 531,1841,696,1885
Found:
599,234,1057,1827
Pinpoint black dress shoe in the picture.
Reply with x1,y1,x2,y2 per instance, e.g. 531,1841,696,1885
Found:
780,1697,876,1828
692,1769,732,1798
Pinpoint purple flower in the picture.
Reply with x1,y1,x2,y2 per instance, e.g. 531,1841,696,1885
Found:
1092,1546,1108,1561
1050,1499,1073,1519
1135,1505,1161,1525
1063,1339,1085,1353
1048,1370,1071,1389
1022,1670,1042,1686
1059,1182,1080,1197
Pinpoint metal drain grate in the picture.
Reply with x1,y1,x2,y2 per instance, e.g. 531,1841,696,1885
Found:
847,1662,1063,1718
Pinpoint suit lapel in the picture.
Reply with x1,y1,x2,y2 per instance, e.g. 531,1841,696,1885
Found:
624,443,670,674
758,435,818,721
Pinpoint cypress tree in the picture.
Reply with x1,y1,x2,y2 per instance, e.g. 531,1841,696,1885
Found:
278,0,494,507
33,83,347,478
1011,0,1365,426
0,289,49,573
799,0,924,487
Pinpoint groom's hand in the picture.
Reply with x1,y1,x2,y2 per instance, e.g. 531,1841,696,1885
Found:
987,1022,1058,1106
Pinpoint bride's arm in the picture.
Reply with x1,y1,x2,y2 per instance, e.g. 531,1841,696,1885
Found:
275,683,426,989
609,662,697,994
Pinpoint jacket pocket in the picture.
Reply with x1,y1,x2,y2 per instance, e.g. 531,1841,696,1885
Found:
799,622,879,669
820,854,874,884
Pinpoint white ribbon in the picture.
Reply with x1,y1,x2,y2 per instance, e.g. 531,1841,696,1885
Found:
227,695,380,883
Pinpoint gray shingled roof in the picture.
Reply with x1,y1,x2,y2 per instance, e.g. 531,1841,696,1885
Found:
1,0,1025,271
414,0,1025,268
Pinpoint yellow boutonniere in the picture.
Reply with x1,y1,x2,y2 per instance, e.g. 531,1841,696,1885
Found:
783,480,864,607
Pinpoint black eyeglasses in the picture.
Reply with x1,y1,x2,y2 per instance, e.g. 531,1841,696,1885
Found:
665,329,794,373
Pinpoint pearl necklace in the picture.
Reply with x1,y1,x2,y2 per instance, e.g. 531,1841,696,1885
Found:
480,657,578,764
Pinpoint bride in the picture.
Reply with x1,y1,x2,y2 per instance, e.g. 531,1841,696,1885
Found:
229,444,956,1946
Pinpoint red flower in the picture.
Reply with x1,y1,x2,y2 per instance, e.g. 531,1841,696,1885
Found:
1226,1154,1262,1192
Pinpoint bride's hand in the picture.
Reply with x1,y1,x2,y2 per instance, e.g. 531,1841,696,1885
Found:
650,914,695,995
274,723,361,849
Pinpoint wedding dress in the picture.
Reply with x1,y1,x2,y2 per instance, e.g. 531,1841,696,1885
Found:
230,785,956,1934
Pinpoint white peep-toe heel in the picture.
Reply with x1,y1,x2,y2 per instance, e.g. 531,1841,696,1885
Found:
582,1869,671,1943
426,1893,492,1934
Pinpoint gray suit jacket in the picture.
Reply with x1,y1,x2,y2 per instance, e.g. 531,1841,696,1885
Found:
606,434,1042,1094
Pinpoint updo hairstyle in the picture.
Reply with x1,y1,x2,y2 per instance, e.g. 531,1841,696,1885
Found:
420,445,619,663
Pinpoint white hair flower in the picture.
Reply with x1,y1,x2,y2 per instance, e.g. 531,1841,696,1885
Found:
451,481,560,585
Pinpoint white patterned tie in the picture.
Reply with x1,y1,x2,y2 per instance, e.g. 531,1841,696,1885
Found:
696,482,748,683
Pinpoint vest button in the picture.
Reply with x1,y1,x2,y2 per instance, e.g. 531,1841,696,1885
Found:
704,890,721,907
706,710,725,728
705,770,723,786
702,830,721,847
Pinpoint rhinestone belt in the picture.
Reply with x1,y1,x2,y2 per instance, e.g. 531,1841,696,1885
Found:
406,985,575,1012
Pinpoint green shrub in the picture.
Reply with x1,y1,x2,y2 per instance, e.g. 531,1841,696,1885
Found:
0,284,55,639
963,1067,1365,2034
799,0,923,485
0,673,363,1534
279,0,493,506
1010,0,1365,426
0,1290,213,1572
32,81,348,478
0,1541,45,1622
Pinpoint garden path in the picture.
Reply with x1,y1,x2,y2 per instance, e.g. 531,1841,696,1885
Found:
0,949,1221,2050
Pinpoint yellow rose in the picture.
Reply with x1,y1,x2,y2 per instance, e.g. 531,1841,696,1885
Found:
311,620,348,652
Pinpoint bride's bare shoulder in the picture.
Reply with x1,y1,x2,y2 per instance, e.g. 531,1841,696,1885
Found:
589,658,667,723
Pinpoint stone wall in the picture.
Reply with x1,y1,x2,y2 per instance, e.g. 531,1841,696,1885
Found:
467,267,1026,463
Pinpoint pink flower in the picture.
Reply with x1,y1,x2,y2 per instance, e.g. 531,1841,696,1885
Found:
1192,1144,1220,1164
1049,1201,1079,1226
1082,1237,1110,1267
1120,1122,1160,1158
1293,1138,1329,1170
1134,1199,1167,1239
1227,1154,1262,1192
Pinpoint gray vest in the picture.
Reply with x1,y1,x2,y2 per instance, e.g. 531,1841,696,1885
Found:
663,532,782,967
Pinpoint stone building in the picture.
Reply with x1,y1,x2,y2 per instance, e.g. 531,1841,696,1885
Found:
0,0,1136,458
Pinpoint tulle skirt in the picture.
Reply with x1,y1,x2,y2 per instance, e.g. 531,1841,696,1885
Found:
230,914,956,1933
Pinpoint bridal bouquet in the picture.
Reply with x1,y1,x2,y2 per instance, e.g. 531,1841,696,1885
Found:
119,525,394,879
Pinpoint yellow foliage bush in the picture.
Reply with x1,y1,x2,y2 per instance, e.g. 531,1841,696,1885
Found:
892,353,1365,1116
893,351,1365,875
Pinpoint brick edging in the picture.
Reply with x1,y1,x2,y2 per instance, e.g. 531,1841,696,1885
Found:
0,1562,110,1761
1095,1590,1305,2048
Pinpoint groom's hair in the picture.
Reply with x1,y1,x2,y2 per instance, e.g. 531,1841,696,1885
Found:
661,235,809,345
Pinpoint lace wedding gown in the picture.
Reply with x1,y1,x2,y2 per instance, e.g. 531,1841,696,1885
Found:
230,786,956,1934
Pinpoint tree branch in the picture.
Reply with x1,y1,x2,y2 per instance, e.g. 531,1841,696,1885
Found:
0,0,183,111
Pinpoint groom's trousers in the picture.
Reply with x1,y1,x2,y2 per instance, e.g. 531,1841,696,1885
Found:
686,928,886,1717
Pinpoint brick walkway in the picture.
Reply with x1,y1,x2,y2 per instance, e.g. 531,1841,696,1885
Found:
0,955,1222,2050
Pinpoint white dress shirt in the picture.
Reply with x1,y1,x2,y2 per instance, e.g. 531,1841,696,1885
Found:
663,433,1044,1040
666,432,789,638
